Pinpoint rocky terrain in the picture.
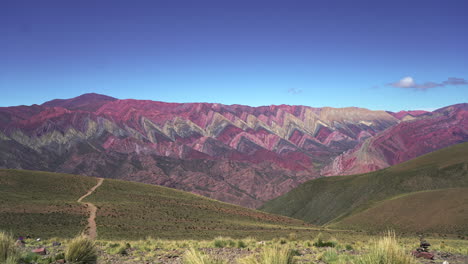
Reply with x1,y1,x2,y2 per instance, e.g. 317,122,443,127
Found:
0,94,466,207
322,104,468,176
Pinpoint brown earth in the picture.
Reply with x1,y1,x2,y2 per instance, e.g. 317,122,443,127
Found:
77,178,104,239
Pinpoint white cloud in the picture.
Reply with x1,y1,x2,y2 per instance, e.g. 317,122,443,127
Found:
393,76,416,88
387,76,468,91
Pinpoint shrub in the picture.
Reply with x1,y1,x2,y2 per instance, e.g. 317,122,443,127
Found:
5,256,20,264
354,232,417,264
238,245,296,264
20,252,39,263
317,248,354,264
313,233,336,248
183,248,227,264
108,242,120,248
288,233,298,241
0,231,19,264
21,252,57,264
54,252,65,261
237,240,247,248
213,237,235,248
65,235,98,264
317,248,339,263
116,246,128,255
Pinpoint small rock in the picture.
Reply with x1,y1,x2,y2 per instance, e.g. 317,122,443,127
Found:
32,247,47,255
412,251,434,260
442,261,449,264
441,252,453,258
55,259,65,264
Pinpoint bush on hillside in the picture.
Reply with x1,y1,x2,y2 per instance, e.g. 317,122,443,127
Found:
213,237,235,248
288,232,298,241
313,233,336,248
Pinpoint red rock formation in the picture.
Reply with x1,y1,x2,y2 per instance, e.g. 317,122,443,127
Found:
0,93,465,207
322,104,468,176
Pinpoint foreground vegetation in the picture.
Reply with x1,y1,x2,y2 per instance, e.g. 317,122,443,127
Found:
1,145,467,263
1,230,467,264
261,142,468,235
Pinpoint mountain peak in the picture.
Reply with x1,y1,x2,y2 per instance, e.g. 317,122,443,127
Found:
42,93,117,111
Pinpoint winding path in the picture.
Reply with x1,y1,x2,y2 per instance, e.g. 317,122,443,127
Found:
78,178,104,240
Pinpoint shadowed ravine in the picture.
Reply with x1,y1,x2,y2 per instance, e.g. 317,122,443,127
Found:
77,178,104,239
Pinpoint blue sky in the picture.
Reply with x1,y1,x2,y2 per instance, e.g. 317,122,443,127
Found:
1,0,467,111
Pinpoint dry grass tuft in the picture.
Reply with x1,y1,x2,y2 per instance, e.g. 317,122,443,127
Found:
65,235,98,264
0,231,19,264
238,245,296,264
354,231,417,264
183,248,227,264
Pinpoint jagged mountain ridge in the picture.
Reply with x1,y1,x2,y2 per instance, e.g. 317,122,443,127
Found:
323,103,468,176
0,93,465,208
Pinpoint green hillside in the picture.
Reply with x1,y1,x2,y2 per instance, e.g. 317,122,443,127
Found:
260,142,468,231
0,169,311,240
0,169,97,238
331,188,468,234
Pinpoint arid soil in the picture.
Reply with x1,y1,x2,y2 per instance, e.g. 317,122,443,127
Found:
77,178,104,240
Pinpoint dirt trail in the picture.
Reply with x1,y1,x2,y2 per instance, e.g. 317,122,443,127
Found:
78,178,104,240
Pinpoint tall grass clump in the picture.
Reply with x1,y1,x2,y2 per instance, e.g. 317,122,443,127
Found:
313,233,336,248
354,232,417,264
213,237,235,248
238,245,296,264
288,232,298,241
183,248,227,264
64,235,97,264
317,248,339,263
0,231,19,264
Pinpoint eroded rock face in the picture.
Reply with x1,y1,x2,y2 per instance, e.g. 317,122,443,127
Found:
322,104,468,176
0,94,465,207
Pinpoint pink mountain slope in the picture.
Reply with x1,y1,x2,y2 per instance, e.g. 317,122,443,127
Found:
322,104,468,176
387,110,429,120
0,94,465,207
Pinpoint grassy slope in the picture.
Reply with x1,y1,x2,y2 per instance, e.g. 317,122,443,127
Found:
0,169,311,240
85,178,311,240
332,188,468,234
260,142,468,229
0,169,97,238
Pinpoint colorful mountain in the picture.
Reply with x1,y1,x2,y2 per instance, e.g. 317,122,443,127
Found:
322,103,468,176
0,94,466,208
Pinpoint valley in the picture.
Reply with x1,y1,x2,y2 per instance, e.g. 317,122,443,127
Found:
0,95,467,264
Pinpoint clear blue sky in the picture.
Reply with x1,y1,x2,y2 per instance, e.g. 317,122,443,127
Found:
1,0,467,111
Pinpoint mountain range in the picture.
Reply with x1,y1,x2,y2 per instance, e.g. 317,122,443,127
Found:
0,93,466,208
